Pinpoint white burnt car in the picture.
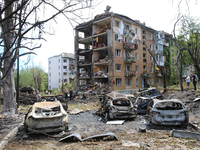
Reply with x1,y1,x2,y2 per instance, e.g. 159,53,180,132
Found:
148,99,189,126
105,92,137,119
24,101,69,133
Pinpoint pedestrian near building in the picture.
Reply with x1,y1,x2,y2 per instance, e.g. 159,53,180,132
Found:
185,75,190,89
36,92,41,102
65,92,68,101
192,72,199,91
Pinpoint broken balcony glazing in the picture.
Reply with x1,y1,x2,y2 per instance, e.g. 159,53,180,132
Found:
124,57,135,63
125,71,136,77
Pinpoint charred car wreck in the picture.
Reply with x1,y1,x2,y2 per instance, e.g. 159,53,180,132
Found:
148,99,189,126
102,92,137,120
24,101,69,133
134,88,162,114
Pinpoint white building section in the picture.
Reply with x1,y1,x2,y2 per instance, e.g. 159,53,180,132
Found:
154,31,165,67
48,53,75,90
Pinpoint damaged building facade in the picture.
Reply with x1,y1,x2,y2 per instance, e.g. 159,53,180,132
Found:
74,12,170,91
48,53,75,90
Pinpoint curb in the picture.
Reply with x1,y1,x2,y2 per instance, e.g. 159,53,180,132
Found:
0,123,23,150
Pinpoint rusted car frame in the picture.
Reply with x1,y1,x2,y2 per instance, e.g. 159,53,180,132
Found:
24,101,69,133
148,99,189,126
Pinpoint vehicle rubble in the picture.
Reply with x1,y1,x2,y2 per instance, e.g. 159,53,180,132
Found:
24,101,69,133
96,91,137,120
95,88,190,127
147,99,189,126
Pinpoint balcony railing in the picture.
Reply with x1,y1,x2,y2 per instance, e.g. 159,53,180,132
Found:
124,57,135,63
123,42,138,50
125,71,136,77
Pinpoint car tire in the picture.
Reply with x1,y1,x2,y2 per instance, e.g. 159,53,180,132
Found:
65,126,69,131
24,124,28,133
108,110,114,120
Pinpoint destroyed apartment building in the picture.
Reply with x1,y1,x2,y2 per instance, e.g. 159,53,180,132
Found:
74,11,171,92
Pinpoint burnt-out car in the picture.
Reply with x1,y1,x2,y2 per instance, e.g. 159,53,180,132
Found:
24,101,69,133
104,92,137,119
135,87,162,99
147,99,189,126
134,97,152,114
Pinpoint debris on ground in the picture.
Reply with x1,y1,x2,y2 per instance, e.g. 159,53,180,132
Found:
171,130,200,141
122,140,140,148
59,132,118,142
69,109,84,115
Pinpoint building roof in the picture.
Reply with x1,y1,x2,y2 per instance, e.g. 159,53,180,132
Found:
75,12,156,32
48,53,74,60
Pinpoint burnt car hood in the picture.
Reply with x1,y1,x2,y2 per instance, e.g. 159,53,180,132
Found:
25,101,69,133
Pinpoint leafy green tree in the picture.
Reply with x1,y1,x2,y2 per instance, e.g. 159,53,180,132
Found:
15,66,48,92
173,16,200,91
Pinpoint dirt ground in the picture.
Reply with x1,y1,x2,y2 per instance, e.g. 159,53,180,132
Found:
2,90,200,150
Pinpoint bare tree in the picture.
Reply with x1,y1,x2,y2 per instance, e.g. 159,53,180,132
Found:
0,0,96,114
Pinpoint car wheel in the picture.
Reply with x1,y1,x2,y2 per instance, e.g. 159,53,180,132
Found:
24,124,28,133
108,110,114,120
65,126,69,131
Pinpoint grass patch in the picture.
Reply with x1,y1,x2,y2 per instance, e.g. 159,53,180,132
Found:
68,102,100,111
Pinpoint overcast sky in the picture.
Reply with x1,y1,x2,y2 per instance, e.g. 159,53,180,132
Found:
23,0,200,72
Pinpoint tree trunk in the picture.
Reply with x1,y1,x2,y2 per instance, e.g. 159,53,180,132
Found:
2,0,18,114
163,72,167,93
176,49,184,91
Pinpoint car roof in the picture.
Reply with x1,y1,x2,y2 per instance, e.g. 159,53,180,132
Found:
34,101,61,109
153,99,183,104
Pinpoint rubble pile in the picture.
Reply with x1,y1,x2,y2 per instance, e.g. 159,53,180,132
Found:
106,91,127,99
94,70,108,78
18,93,65,105
19,93,37,105
94,56,108,63
79,83,108,93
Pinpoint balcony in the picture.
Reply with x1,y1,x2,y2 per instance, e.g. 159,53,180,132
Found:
78,48,92,54
78,36,92,44
124,57,135,63
156,73,162,77
69,75,75,79
141,72,151,78
125,71,136,77
123,42,138,50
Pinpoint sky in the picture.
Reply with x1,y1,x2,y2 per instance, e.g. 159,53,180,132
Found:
23,0,200,72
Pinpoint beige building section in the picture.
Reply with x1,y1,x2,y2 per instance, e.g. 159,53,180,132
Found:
74,12,167,91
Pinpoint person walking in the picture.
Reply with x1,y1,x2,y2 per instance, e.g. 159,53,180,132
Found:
65,92,68,101
192,72,199,91
36,92,41,102
185,75,190,89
